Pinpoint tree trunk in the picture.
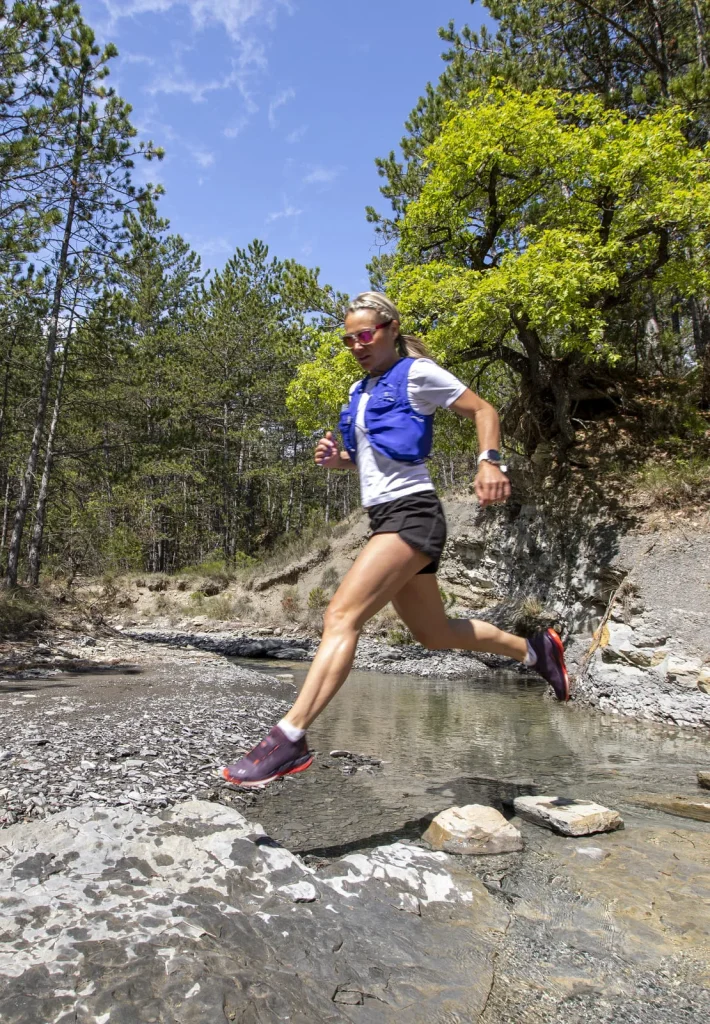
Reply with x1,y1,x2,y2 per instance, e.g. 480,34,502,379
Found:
27,337,70,585
4,75,86,587
0,335,17,451
693,1,709,72
0,475,10,559
690,296,710,408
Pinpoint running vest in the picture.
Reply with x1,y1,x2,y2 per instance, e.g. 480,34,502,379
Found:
338,357,434,466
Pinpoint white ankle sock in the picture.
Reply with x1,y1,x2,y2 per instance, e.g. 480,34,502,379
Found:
523,640,537,667
278,718,306,742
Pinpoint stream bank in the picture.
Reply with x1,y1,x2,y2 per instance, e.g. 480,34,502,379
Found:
1,632,710,1021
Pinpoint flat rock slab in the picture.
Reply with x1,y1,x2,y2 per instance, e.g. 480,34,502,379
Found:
514,795,623,836
698,772,710,791
0,799,508,1024
423,803,524,855
629,793,710,823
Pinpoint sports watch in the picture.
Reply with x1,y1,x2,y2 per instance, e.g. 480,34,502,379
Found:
477,449,508,473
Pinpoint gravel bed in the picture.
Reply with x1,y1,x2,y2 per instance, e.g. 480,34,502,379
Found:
0,638,293,828
123,626,491,679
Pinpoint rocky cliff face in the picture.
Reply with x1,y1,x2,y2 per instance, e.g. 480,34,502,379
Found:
436,491,710,729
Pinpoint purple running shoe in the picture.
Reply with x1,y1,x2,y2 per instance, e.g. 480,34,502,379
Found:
221,725,313,789
528,628,570,702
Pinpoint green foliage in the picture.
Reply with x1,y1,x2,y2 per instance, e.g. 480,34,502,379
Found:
389,85,710,445
307,586,329,610
633,457,710,507
0,587,48,635
386,625,414,646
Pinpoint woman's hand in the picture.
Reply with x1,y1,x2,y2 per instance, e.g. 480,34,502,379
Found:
474,462,511,507
315,431,345,469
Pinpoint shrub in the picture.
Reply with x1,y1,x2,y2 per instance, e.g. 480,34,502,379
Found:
308,586,329,610
152,593,171,614
387,626,414,646
281,587,301,620
205,596,235,621
0,589,48,635
321,566,339,588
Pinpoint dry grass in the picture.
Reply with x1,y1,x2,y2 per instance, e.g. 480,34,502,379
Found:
633,458,710,508
0,587,49,636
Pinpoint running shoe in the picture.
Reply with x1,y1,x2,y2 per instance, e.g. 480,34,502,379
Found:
221,726,313,788
529,628,570,702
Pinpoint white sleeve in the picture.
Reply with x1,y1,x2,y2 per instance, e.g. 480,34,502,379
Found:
407,359,467,415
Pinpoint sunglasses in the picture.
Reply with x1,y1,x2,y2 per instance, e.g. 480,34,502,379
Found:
341,320,392,348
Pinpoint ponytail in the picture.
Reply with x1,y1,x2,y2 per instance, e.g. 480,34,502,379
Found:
347,291,435,363
397,333,431,359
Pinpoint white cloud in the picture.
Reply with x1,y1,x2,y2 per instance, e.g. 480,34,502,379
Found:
191,147,215,168
286,125,307,144
102,0,288,42
303,165,340,186
266,200,302,223
268,87,295,128
146,65,243,103
120,51,157,65
224,116,250,139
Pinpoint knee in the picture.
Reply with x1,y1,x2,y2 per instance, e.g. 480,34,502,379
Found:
323,600,361,637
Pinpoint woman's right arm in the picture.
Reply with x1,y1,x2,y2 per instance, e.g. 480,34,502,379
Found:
314,431,357,471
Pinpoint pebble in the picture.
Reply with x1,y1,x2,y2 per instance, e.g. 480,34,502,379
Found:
0,640,293,828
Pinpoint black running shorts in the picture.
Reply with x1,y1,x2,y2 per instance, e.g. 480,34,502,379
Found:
366,491,447,574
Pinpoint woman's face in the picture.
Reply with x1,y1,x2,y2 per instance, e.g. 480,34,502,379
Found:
342,308,400,375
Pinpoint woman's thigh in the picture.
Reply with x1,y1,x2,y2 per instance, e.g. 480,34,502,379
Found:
391,572,451,645
326,531,431,630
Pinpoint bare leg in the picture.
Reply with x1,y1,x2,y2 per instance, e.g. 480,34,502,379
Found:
283,533,430,730
392,573,528,660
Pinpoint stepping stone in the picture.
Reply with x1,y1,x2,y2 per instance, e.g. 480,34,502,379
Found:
629,793,710,823
423,804,524,855
513,796,623,836
698,772,710,791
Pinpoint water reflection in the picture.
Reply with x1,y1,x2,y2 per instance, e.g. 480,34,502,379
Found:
235,660,710,830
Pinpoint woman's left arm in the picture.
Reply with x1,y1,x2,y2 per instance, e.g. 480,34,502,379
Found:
449,388,511,507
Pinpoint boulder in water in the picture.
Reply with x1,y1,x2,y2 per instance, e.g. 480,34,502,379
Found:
514,795,623,836
423,803,524,855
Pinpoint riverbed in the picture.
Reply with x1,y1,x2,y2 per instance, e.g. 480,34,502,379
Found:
2,636,710,1023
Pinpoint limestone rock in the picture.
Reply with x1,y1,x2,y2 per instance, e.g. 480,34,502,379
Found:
629,793,710,823
0,800,505,1024
278,881,317,902
423,803,524,855
513,795,623,836
698,772,710,790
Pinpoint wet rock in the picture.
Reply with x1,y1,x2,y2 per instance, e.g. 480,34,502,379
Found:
423,804,524,855
698,771,710,790
514,795,623,836
0,800,503,1023
629,793,710,823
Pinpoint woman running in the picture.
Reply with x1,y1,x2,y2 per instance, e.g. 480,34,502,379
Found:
222,292,568,788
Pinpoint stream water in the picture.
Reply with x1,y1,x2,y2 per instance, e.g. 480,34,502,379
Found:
235,658,710,845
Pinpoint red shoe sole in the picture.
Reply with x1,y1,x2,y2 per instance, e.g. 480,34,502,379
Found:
547,628,570,701
221,754,314,789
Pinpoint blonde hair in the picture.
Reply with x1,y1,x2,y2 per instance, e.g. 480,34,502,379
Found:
347,291,431,359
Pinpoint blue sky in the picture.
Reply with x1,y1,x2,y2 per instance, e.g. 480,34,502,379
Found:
82,0,488,295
